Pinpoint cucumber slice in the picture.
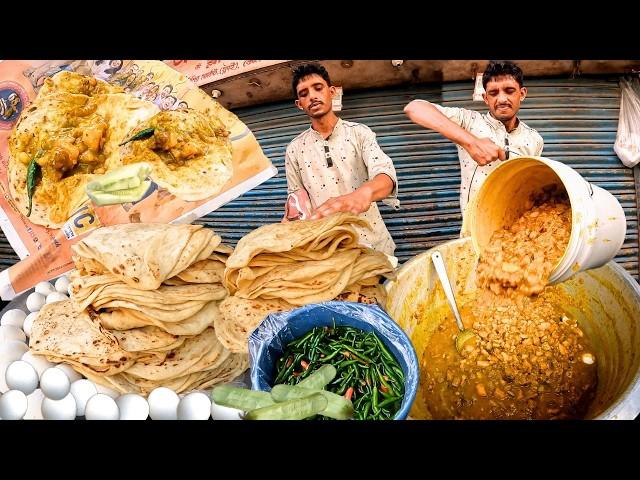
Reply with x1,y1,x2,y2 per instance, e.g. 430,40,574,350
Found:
86,162,151,193
270,384,354,420
211,385,275,411
244,393,327,420
296,364,337,390
88,181,151,206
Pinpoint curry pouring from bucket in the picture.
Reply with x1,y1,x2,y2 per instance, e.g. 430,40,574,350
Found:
421,185,598,419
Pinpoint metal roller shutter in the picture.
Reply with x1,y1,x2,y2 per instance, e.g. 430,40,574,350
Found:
0,77,637,282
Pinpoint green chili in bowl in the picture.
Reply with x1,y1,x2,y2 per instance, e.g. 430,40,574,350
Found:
273,324,405,420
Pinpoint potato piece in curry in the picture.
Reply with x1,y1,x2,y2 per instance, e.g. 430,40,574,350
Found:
116,109,233,202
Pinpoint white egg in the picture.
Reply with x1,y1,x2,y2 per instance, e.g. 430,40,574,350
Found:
69,379,98,416
148,387,180,420
45,292,68,304
210,400,243,420
177,392,211,420
0,362,10,393
40,367,70,400
0,390,28,420
0,325,26,343
116,394,149,420
56,363,82,383
55,276,71,294
35,281,56,296
21,351,55,377
0,340,29,363
84,393,119,420
94,383,120,399
21,312,38,338
41,393,76,420
24,389,45,420
26,292,46,313
5,360,39,395
1,309,27,328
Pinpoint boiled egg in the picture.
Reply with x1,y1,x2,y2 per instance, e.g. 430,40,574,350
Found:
69,379,98,416
26,292,46,313
54,276,71,294
0,362,10,393
5,360,39,395
148,387,180,420
1,309,26,328
85,393,119,420
40,367,71,400
41,393,77,420
45,292,68,304
24,389,45,420
35,281,56,297
177,392,211,420
0,389,28,420
21,312,38,338
0,325,26,343
0,340,29,363
116,393,149,420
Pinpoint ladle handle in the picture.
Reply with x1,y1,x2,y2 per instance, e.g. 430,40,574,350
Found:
431,251,465,332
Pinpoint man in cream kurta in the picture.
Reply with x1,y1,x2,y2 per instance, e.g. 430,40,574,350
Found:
285,63,399,256
404,60,544,214
430,104,543,212
285,117,399,255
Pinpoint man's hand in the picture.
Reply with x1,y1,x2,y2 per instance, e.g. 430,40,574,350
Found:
465,137,506,166
311,188,373,220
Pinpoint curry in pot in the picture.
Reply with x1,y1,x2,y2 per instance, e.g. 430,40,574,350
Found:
421,188,597,419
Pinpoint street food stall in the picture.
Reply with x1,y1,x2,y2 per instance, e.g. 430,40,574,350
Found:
0,60,639,420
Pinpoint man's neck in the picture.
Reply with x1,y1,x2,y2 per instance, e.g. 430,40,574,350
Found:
492,114,520,133
311,112,339,139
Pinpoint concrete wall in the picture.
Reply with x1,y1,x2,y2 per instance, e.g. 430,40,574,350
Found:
202,60,640,110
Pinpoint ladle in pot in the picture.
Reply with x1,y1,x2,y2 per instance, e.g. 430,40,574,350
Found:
431,251,479,354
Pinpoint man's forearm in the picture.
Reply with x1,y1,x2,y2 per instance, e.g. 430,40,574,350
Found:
358,173,395,203
404,100,476,150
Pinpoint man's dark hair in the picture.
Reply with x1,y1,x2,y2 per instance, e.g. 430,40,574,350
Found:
482,61,524,89
291,62,331,97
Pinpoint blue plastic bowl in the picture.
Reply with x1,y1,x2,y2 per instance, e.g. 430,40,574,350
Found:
248,301,419,420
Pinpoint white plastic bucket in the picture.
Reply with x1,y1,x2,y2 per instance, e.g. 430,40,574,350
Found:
463,156,627,285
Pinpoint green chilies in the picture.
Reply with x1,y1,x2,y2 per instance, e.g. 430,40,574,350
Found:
119,127,155,146
26,149,44,217
273,324,406,420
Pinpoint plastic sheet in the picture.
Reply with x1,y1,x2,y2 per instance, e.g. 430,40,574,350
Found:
614,77,640,168
248,301,419,420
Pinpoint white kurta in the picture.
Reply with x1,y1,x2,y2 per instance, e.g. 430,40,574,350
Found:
285,118,399,256
423,101,544,213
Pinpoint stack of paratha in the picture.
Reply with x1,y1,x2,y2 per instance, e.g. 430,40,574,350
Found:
217,213,395,353
29,223,247,396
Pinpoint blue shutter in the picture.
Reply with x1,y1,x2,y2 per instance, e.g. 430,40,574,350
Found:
0,77,636,282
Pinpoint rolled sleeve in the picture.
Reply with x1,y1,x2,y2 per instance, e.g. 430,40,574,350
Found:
433,103,476,131
284,144,304,194
359,125,400,209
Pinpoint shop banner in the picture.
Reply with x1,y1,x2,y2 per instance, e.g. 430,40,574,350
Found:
163,60,288,86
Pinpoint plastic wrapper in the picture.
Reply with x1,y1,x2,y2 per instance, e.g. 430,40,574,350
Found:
614,77,640,168
247,300,419,419
283,189,313,221
0,60,277,299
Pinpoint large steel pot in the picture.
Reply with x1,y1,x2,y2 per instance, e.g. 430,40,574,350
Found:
384,238,640,420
